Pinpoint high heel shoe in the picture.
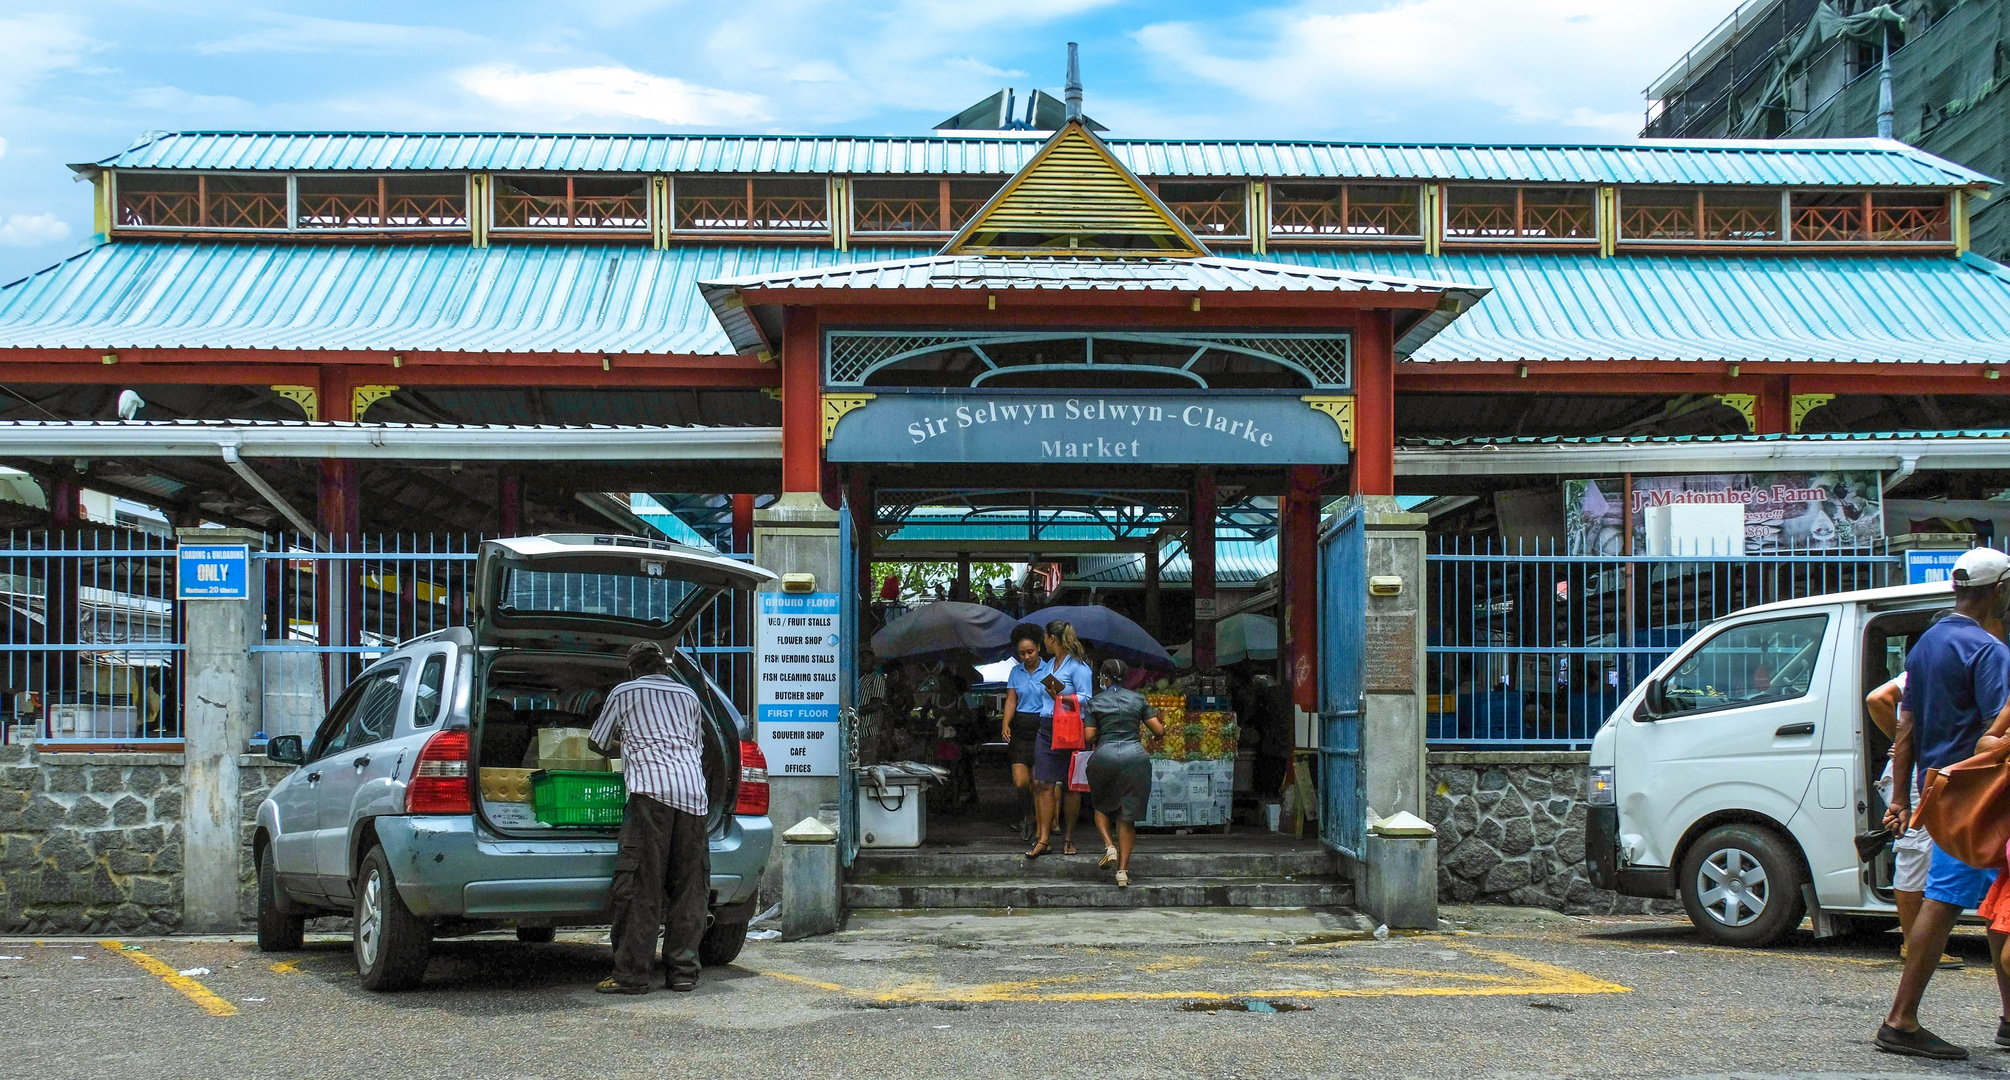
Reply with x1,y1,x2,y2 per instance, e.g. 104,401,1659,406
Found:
1099,846,1118,868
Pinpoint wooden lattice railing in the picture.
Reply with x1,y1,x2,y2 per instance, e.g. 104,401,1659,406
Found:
1164,199,1245,236
854,198,939,232
118,192,199,228
1791,205,1862,242
1270,199,1418,236
297,193,464,228
494,193,647,229
1871,206,1950,242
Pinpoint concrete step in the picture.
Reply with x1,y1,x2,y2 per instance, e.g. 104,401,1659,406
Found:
843,874,1353,909
850,848,1338,882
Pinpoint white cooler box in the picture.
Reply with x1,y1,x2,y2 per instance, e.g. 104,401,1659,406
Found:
857,776,928,848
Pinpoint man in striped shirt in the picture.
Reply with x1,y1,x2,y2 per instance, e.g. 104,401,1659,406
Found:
591,640,711,994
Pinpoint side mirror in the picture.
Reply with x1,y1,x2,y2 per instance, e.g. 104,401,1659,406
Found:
266,735,305,765
1636,681,1666,722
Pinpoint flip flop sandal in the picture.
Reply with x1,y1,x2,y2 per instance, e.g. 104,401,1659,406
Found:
1024,841,1051,859
1063,842,1078,856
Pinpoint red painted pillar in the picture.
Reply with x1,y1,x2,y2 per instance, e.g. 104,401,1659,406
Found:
498,472,523,536
316,366,361,694
780,307,823,494
1285,465,1321,711
1192,469,1217,670
1353,311,1396,496
1754,375,1790,435
730,493,755,554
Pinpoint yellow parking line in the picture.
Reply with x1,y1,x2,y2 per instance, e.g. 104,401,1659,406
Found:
97,940,237,1017
268,960,302,974
750,942,1629,1004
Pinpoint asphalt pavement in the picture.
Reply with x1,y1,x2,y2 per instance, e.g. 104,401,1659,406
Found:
6,905,2010,1079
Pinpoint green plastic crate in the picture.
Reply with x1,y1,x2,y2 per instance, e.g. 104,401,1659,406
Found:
529,770,627,826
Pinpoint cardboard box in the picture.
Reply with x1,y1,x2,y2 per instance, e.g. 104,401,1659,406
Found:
536,728,610,772
479,768,536,803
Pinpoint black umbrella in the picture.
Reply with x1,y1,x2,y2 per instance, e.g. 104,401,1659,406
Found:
1020,604,1175,668
869,601,1016,662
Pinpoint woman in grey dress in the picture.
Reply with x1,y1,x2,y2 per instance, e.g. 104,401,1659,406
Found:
1085,659,1166,886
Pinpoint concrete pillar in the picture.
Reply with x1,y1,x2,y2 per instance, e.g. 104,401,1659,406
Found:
779,816,839,939
753,493,842,908
176,527,265,933
1359,501,1428,821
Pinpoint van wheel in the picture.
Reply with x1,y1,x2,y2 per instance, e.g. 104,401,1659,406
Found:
1679,824,1807,947
354,846,432,991
699,921,747,967
515,926,556,944
255,845,304,953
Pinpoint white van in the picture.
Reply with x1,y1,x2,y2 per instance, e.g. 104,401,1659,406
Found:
1587,579,1954,946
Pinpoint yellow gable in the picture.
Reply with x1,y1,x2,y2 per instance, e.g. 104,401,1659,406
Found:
943,121,1209,257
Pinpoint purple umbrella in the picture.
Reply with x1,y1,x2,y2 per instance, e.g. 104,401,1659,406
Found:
870,601,1015,662
1020,604,1174,668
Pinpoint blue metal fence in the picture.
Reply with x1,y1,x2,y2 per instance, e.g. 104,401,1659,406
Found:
1425,537,1901,748
0,530,182,743
1317,507,1367,858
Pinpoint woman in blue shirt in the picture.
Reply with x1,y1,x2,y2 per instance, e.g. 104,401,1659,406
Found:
1029,619,1097,857
999,623,1050,845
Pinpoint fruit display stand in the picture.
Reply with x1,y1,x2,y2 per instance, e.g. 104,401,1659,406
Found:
1141,693,1240,829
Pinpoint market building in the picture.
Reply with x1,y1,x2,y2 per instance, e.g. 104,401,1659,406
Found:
3,70,2010,932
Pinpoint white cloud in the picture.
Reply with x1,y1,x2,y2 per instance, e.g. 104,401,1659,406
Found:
198,13,487,56
0,13,98,103
455,64,771,127
0,213,71,248
1134,0,1737,139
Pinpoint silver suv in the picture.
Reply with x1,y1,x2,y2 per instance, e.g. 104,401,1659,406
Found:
254,534,777,990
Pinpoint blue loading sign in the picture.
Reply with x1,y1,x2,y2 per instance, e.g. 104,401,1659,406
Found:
178,544,250,600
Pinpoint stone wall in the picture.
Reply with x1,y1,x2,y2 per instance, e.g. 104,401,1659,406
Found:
0,743,290,934
1425,751,1675,915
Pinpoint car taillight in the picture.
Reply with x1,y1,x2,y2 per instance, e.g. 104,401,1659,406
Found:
735,740,769,816
406,729,471,814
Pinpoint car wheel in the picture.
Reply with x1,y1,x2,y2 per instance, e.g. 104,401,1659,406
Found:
255,845,305,953
515,926,556,944
1679,824,1808,947
699,921,748,967
354,846,433,991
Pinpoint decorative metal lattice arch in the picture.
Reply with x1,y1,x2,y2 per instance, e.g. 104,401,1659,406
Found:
823,330,1352,390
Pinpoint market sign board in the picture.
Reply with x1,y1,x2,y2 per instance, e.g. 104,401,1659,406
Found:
825,392,1349,465
756,591,841,777
1564,472,1884,556
177,543,250,600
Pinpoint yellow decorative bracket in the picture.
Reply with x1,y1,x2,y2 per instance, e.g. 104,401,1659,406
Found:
1715,393,1756,433
1301,395,1355,448
1790,393,1835,434
354,385,399,419
272,385,317,421
822,393,876,446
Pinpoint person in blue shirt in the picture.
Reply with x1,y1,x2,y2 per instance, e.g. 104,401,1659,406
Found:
999,624,1051,844
1026,619,1097,858
1879,547,2010,1061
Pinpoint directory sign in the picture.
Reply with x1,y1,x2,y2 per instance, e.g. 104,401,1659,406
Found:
755,592,841,777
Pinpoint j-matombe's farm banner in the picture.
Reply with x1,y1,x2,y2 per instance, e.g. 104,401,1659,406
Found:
1565,472,1884,556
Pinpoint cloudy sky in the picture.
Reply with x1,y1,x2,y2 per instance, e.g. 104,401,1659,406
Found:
0,0,1739,283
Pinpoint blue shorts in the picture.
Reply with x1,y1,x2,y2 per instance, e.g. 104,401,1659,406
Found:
1924,842,1999,909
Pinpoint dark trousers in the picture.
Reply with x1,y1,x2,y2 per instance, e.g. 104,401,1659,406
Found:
609,793,710,985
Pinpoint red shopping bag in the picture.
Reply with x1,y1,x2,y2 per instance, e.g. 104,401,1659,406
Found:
1051,693,1086,750
1068,750,1093,793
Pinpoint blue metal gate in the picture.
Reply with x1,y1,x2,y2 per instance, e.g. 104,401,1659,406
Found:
1317,506,1366,859
837,499,861,868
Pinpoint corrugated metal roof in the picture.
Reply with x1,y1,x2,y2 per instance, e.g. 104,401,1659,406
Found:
86,132,1996,187
697,254,1487,353
1268,250,2010,366
1071,538,1278,586
0,242,929,353
11,241,2010,367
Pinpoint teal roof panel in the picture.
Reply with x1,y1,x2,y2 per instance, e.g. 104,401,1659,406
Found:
1071,538,1278,586
0,242,930,353
86,132,1995,188
1270,250,2010,366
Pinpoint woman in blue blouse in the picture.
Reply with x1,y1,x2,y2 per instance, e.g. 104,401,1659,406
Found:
1028,619,1097,857
999,623,1050,845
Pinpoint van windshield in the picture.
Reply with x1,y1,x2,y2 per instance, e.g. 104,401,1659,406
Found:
499,567,706,627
